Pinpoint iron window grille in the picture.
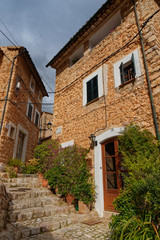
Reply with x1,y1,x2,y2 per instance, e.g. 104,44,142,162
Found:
119,53,136,84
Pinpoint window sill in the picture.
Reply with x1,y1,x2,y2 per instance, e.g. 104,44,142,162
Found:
119,78,135,88
86,97,99,106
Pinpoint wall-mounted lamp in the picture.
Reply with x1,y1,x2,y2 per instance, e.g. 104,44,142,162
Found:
47,121,52,130
15,81,21,96
89,134,97,149
38,121,53,144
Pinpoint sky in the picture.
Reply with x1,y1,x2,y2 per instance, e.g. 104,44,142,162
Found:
0,0,107,113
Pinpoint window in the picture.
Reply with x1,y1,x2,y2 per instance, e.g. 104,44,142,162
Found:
26,99,34,121
7,122,16,139
34,109,40,128
119,54,135,84
30,75,35,92
87,75,98,103
83,66,104,106
38,91,42,102
114,49,141,88
89,11,121,49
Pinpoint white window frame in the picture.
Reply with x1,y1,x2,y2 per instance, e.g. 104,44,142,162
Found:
83,66,104,106
113,48,141,88
34,108,40,128
26,99,34,121
30,75,35,93
7,121,16,140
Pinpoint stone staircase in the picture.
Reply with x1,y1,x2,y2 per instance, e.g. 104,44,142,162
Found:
0,173,98,240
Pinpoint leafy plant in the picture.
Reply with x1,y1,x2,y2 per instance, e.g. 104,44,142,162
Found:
45,144,95,205
120,216,160,240
34,139,60,173
5,166,17,178
109,124,160,239
22,158,39,174
8,158,24,168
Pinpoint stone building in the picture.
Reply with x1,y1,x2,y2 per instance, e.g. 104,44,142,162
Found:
0,46,48,164
39,111,53,142
46,0,160,216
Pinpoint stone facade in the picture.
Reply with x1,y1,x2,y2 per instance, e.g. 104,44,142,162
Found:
47,0,160,216
40,111,53,142
0,46,48,164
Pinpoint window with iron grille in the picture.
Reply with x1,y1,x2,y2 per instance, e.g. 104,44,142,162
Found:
86,75,98,103
119,53,136,84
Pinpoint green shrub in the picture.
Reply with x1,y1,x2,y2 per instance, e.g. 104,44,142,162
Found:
45,144,95,205
22,158,39,174
34,139,60,173
8,158,24,168
109,125,160,239
5,166,17,178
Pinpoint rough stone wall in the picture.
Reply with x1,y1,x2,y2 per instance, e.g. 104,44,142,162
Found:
0,183,10,230
51,0,160,153
138,0,160,129
0,47,42,164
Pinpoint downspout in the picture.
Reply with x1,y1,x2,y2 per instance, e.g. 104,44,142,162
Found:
132,0,160,140
0,49,25,135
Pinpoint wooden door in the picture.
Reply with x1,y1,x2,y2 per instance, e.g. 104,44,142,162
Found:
102,138,121,211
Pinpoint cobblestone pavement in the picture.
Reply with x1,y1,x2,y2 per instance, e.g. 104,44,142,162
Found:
28,219,111,240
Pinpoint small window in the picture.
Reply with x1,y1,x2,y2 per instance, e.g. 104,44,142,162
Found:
26,99,34,121
114,49,141,88
87,75,98,103
34,109,40,128
7,122,16,139
30,75,35,92
119,54,136,84
38,91,42,102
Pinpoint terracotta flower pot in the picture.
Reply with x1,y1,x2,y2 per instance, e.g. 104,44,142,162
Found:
66,194,75,204
42,179,48,188
38,173,44,183
78,201,90,214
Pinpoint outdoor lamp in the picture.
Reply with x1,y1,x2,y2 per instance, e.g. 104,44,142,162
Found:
47,121,52,130
89,134,97,149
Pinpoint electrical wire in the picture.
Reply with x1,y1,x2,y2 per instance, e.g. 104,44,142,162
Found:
1,9,159,97
0,28,54,94
0,9,159,102
0,17,19,46
0,29,18,48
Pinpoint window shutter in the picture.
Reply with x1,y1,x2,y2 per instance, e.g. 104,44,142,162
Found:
119,62,125,84
131,53,136,78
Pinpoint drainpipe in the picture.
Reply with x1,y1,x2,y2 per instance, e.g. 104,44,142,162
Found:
132,0,160,140
0,50,25,135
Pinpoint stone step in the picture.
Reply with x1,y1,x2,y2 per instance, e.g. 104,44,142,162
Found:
8,188,52,200
4,182,41,188
9,205,73,223
8,196,55,211
1,211,98,239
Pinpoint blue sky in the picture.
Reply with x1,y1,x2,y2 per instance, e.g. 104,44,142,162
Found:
0,0,106,112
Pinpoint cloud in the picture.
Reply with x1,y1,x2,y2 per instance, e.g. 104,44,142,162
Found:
0,0,107,113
